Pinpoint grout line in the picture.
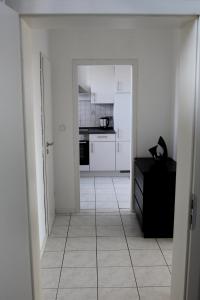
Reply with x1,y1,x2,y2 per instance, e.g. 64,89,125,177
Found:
55,215,71,300
156,239,172,275
112,177,141,300
94,176,99,300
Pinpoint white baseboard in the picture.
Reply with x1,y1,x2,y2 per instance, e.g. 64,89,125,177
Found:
40,234,48,259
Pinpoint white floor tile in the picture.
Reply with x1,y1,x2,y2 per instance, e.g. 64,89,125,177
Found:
41,268,60,288
51,226,68,237
96,194,117,202
96,215,122,226
63,251,96,267
68,226,96,237
54,215,70,226
57,288,97,300
97,237,127,251
80,193,95,202
80,202,96,209
96,202,119,209
98,250,131,267
134,266,171,287
130,250,166,267
95,177,113,183
157,239,173,250
70,216,95,226
163,250,173,265
42,289,57,300
59,268,97,288
127,237,159,250
98,267,136,287
45,238,66,252
66,237,96,251
99,288,139,300
124,225,143,237
139,287,171,300
97,226,124,237
41,252,64,268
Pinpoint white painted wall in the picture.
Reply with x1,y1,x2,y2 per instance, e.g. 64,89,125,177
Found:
49,27,177,212
0,4,33,299
5,0,200,15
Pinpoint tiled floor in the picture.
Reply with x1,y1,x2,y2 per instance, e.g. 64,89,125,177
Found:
41,176,172,300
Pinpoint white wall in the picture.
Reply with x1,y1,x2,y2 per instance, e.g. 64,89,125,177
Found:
49,27,176,212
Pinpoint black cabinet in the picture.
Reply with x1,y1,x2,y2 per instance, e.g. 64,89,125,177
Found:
134,158,176,238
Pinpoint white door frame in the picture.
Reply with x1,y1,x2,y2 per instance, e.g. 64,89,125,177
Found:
72,59,138,212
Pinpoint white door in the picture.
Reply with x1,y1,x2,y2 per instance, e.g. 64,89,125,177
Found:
114,93,131,141
185,19,200,300
116,141,130,171
41,54,55,235
89,65,115,103
90,142,115,171
0,3,35,300
115,65,132,93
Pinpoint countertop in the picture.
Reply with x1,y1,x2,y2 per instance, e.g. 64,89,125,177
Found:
79,127,116,134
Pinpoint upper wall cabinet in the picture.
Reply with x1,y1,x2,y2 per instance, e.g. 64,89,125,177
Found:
89,65,115,104
114,65,132,93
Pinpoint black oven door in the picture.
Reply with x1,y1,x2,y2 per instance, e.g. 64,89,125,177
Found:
79,140,89,165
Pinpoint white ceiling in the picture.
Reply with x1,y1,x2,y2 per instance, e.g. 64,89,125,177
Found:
22,15,195,30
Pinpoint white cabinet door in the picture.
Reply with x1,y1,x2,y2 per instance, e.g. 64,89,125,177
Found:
114,93,131,141
90,142,115,171
116,142,130,171
115,65,132,93
89,65,115,103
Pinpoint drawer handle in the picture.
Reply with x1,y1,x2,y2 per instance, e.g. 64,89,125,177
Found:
97,136,108,138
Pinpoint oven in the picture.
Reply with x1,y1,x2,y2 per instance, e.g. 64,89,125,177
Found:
79,133,89,171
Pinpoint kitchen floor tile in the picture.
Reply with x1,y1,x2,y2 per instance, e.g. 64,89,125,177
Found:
98,250,131,267
96,194,117,202
63,251,96,267
42,289,57,300
134,266,171,287
95,177,113,184
124,225,143,237
68,226,96,237
80,193,95,202
139,287,171,300
98,288,139,300
51,226,69,237
96,215,122,226
97,237,127,250
70,216,95,226
45,237,66,252
59,268,97,288
97,226,124,237
98,267,136,287
66,237,96,251
57,288,97,300
80,202,96,209
96,202,119,209
130,250,166,267
41,268,60,289
127,237,159,250
162,250,173,265
54,215,70,226
41,252,64,268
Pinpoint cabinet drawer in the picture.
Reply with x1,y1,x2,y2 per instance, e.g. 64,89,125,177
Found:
134,180,143,212
134,165,144,192
90,134,115,142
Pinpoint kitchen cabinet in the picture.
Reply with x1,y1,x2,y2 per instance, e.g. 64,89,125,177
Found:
116,141,130,171
89,134,116,171
115,65,132,93
114,93,131,141
89,65,115,104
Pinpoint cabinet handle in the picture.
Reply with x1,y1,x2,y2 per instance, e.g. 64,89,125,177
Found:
91,142,94,153
117,142,120,153
97,135,107,138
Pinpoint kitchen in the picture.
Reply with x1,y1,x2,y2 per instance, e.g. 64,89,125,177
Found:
78,64,132,210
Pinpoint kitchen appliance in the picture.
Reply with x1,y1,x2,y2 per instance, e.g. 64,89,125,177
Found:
79,133,89,171
99,117,110,128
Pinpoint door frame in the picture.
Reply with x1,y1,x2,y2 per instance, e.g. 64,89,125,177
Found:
72,59,138,212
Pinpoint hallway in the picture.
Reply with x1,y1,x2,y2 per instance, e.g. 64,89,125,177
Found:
41,177,172,300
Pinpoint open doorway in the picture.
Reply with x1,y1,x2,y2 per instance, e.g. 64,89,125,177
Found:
77,63,133,213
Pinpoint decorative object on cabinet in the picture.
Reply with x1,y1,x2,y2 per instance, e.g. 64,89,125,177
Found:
134,157,176,238
148,136,168,160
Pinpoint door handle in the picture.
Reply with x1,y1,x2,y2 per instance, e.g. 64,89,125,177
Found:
46,142,54,147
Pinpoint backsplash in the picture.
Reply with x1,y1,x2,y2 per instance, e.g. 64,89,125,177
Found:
79,101,113,127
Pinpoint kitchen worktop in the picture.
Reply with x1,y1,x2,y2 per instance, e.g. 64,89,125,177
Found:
79,127,116,134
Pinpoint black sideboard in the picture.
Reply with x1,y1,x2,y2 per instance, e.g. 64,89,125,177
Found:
134,158,176,238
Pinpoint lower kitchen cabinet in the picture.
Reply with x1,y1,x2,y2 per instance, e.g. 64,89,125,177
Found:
90,141,115,171
116,141,130,171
